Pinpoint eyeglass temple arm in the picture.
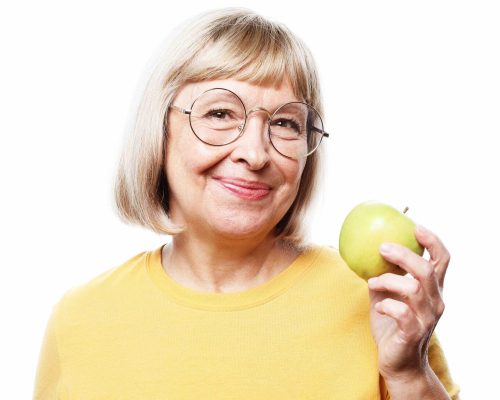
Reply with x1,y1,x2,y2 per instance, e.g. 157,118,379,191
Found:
169,105,192,115
312,126,329,138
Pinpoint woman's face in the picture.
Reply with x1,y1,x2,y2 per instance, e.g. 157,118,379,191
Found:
165,77,307,242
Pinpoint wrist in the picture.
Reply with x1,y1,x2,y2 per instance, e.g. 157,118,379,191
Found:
383,366,451,400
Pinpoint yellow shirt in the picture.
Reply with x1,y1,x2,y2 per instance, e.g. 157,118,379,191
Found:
34,245,460,399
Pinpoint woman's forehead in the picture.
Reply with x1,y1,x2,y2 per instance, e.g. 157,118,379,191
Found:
176,77,301,108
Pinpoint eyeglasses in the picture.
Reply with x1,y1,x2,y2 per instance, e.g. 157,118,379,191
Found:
168,88,329,160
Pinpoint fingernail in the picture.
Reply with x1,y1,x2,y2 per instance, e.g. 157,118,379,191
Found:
416,224,428,234
379,243,392,253
368,277,378,286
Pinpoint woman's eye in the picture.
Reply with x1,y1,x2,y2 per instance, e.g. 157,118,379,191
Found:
274,119,301,132
207,109,231,119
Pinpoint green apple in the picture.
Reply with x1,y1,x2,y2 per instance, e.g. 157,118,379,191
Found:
338,201,424,280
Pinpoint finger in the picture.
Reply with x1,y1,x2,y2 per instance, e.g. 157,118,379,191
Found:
368,273,427,313
369,273,444,331
379,242,441,302
379,243,437,285
415,225,451,287
374,298,421,340
368,284,387,308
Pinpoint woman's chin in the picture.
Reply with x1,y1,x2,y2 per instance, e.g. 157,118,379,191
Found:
170,203,284,243
204,216,275,242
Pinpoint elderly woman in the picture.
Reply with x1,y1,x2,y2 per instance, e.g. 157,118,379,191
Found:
34,8,460,400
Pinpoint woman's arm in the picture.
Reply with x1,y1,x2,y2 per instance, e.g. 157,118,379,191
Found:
368,225,457,399
380,333,461,399
384,366,451,400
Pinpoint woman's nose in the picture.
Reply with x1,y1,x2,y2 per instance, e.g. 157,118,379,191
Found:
229,111,272,170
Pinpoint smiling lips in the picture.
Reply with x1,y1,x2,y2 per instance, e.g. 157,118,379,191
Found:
214,176,272,200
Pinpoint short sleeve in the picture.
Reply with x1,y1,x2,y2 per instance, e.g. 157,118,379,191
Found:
33,301,63,399
428,333,461,399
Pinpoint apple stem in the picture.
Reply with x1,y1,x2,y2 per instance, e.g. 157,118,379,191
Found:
403,206,409,214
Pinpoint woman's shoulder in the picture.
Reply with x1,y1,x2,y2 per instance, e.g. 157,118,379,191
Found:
52,246,160,319
72,249,150,291
296,243,371,317
300,243,368,289
307,244,342,262
304,244,359,275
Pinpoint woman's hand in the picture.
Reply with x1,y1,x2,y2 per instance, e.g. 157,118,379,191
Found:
367,224,450,381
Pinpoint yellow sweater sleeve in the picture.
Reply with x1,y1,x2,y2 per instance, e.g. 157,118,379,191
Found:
33,301,63,399
427,333,461,399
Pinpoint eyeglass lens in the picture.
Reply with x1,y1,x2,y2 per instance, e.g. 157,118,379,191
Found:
189,89,324,159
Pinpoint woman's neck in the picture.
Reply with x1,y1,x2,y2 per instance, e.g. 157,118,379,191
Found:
161,234,300,293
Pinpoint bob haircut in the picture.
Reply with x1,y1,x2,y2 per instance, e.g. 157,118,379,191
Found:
114,7,326,247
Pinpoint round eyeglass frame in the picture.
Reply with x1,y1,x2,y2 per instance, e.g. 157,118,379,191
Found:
168,87,330,160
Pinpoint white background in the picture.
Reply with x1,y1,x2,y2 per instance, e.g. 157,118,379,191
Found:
1,1,499,398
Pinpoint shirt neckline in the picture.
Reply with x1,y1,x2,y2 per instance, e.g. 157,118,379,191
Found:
146,244,323,311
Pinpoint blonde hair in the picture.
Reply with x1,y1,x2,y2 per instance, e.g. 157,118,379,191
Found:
114,7,326,247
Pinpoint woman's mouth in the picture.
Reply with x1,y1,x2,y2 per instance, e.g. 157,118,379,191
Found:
213,176,272,200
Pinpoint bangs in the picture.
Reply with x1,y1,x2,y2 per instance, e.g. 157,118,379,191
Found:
177,18,315,106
